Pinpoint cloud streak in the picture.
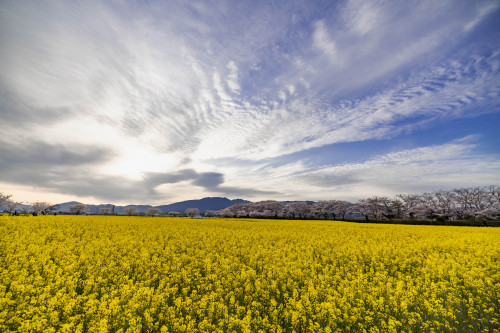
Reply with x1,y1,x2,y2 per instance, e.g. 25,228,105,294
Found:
290,136,500,199
0,0,499,203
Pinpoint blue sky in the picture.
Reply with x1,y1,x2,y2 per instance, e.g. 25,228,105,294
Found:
0,0,499,205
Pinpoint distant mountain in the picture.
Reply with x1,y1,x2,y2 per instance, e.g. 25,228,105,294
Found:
0,203,30,213
52,197,249,214
157,197,249,213
52,201,83,212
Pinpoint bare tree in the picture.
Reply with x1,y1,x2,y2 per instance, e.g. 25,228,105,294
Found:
123,206,138,216
185,208,200,218
146,207,161,217
68,204,87,215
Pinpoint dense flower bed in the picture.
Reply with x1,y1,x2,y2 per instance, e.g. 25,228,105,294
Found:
1,215,498,332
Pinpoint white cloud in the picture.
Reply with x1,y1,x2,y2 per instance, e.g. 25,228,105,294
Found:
313,20,339,63
290,138,500,201
226,61,240,93
192,135,500,203
343,0,384,36
464,1,500,32
0,0,498,203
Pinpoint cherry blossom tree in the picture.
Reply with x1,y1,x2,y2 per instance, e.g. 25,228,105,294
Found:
217,207,235,218
0,192,12,207
388,199,405,219
433,190,456,220
236,210,248,218
209,185,500,222
353,199,371,221
365,197,386,219
146,208,162,217
20,205,30,215
68,204,87,215
334,200,353,220
259,201,283,218
32,201,53,215
123,206,138,216
185,208,200,218
396,194,421,219
6,201,19,215
204,210,217,217
313,200,337,219
168,211,181,217
99,207,112,215
287,202,312,219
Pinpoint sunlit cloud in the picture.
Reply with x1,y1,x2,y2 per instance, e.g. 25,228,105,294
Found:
287,137,500,201
0,0,499,204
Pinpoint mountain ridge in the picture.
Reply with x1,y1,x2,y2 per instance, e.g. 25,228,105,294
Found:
52,197,250,214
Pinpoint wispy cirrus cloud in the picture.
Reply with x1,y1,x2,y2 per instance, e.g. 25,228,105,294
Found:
0,0,498,203
198,135,500,202
290,136,500,199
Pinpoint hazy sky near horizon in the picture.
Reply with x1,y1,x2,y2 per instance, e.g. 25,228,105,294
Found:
1,0,499,205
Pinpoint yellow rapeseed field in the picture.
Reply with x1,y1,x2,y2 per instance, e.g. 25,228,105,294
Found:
0,215,499,332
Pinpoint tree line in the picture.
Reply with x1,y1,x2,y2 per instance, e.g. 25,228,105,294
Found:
215,185,500,222
0,195,202,218
0,194,56,216
1,185,499,221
